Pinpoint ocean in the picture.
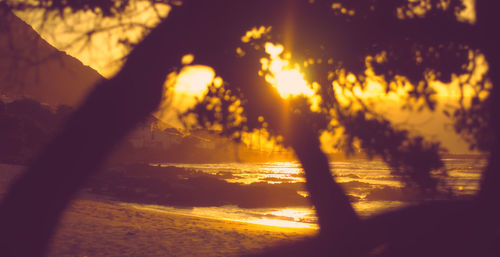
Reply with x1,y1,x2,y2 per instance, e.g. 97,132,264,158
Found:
122,157,486,229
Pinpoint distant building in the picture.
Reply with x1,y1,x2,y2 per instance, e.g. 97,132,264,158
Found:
128,116,183,149
187,130,218,150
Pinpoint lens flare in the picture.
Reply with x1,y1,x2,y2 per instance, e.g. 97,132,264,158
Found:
262,42,314,99
261,42,320,111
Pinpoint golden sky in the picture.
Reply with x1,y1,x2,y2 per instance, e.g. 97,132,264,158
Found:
14,0,484,154
16,2,171,78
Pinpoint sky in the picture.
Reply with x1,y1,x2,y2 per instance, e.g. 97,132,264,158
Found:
14,0,483,154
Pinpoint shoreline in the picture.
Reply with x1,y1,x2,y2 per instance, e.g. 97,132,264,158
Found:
0,163,315,256
78,190,318,230
117,199,317,233
48,197,315,257
120,201,319,230
0,159,483,256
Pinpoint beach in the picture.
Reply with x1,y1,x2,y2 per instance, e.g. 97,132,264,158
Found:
0,157,484,256
46,198,314,257
0,164,315,257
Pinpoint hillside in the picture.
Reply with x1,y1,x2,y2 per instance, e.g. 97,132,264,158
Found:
0,9,103,106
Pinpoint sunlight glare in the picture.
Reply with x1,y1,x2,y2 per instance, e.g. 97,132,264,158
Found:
261,42,320,111
263,42,313,98
267,209,311,222
241,26,271,43
174,66,214,98
248,218,315,229
181,54,195,65
155,65,214,127
274,69,311,97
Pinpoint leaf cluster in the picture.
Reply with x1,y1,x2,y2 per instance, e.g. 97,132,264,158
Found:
181,0,484,195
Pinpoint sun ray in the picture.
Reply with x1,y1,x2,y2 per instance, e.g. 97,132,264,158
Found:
262,42,314,99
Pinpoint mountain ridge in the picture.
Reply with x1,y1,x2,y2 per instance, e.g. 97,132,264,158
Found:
0,9,103,106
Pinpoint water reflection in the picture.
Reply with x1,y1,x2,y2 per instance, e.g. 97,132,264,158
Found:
122,201,409,229
145,158,485,228
158,161,304,184
246,218,314,229
159,158,486,195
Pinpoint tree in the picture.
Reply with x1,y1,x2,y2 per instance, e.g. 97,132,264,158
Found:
0,0,498,256
180,1,499,256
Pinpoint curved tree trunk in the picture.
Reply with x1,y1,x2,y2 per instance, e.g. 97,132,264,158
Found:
289,123,358,235
1,2,498,257
0,12,185,256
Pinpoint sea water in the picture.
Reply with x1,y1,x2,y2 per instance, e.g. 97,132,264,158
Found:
125,157,486,229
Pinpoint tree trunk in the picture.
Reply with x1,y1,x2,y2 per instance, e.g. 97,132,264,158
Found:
0,13,184,256
289,122,358,236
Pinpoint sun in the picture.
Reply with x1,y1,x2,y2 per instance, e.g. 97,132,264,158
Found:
274,69,313,97
261,42,315,99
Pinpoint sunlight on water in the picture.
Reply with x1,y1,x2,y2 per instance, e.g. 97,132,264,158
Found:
161,159,485,195
160,162,305,184
246,218,315,229
353,201,408,216
124,202,408,229
123,203,318,229
149,158,485,228
267,208,311,220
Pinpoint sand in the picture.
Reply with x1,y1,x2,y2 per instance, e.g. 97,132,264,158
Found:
0,164,315,257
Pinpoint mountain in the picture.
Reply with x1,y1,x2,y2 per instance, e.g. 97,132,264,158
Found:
0,9,103,106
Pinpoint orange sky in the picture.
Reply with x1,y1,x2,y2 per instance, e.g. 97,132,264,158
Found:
14,1,484,154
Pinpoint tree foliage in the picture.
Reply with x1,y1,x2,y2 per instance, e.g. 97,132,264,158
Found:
172,0,491,195
0,0,498,256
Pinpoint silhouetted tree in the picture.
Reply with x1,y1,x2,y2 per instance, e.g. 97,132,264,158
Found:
180,1,499,256
0,1,498,256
